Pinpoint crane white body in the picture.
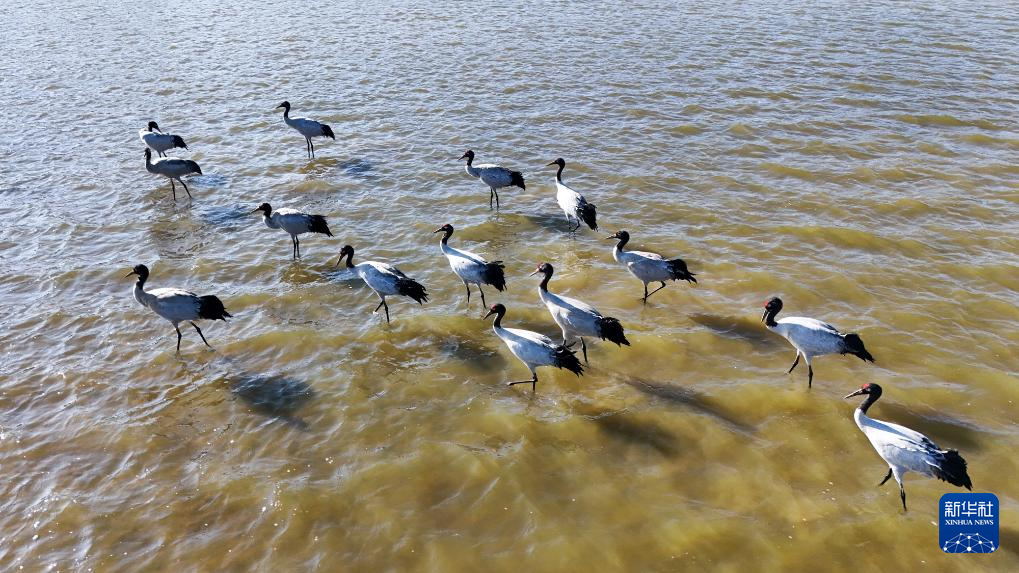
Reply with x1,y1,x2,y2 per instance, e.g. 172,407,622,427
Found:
460,150,525,208
255,203,333,259
434,224,505,308
608,231,696,302
127,264,230,351
277,101,335,158
337,246,427,323
138,122,188,157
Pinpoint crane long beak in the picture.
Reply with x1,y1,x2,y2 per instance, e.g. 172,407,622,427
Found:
761,309,769,322
432,228,444,234
546,161,557,166
844,389,865,399
483,310,495,319
604,235,617,240
528,269,540,277
125,271,137,278
334,257,342,267
458,153,468,160
251,208,262,213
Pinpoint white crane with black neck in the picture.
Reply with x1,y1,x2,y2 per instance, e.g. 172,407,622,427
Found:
433,223,506,309
606,230,697,303
126,264,232,352
484,303,584,392
335,245,428,324
459,149,525,208
845,383,972,511
252,202,333,259
547,158,597,232
762,297,875,388
530,262,628,363
144,148,202,200
276,100,335,158
138,121,189,157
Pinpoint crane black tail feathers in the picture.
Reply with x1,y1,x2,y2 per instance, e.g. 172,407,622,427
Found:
308,215,333,236
843,333,875,362
510,170,526,190
668,259,697,283
171,135,188,150
597,316,630,346
321,124,336,139
577,202,598,230
554,345,584,376
396,278,428,304
198,296,232,321
935,449,973,490
483,261,507,291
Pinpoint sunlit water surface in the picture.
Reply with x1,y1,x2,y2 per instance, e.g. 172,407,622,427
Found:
2,1,1018,571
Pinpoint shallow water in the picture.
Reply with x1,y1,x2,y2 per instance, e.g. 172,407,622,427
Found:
2,1,1018,571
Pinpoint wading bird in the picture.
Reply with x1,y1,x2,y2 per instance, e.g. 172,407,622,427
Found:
484,303,583,391
144,148,202,200
252,202,333,259
276,100,335,158
845,383,972,511
126,264,231,352
531,262,628,363
548,158,597,232
434,223,505,309
762,297,874,388
606,230,696,303
335,245,427,323
138,121,189,157
460,149,525,208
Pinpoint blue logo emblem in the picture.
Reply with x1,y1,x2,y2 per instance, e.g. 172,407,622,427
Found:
940,493,998,553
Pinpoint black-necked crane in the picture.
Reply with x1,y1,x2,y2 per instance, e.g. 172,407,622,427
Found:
606,230,697,303
433,223,505,309
459,149,525,208
138,121,189,157
253,202,333,259
276,101,335,158
530,262,628,363
548,158,597,232
144,148,202,200
845,383,972,511
484,303,583,392
335,245,427,323
126,264,231,352
762,297,875,388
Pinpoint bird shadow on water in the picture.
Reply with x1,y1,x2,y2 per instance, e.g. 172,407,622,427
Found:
689,313,785,350
339,157,375,178
614,375,756,437
220,372,315,430
199,204,256,230
574,403,680,457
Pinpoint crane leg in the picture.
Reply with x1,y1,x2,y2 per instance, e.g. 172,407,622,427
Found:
479,287,487,308
508,372,538,392
787,353,801,374
179,179,192,199
645,282,668,301
170,179,177,201
492,188,500,209
463,282,471,305
489,188,495,208
295,236,301,258
191,322,213,349
174,324,183,352
899,483,907,511
879,468,893,486
807,364,814,388
310,139,315,158
581,338,588,364
373,298,390,323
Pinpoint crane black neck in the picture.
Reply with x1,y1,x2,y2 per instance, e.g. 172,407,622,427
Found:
342,251,354,268
538,269,552,291
763,308,779,327
135,275,148,288
491,309,504,328
439,229,452,245
554,163,564,182
857,392,881,415
614,234,629,250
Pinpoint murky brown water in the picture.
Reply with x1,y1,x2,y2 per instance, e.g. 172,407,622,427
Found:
2,1,1018,571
